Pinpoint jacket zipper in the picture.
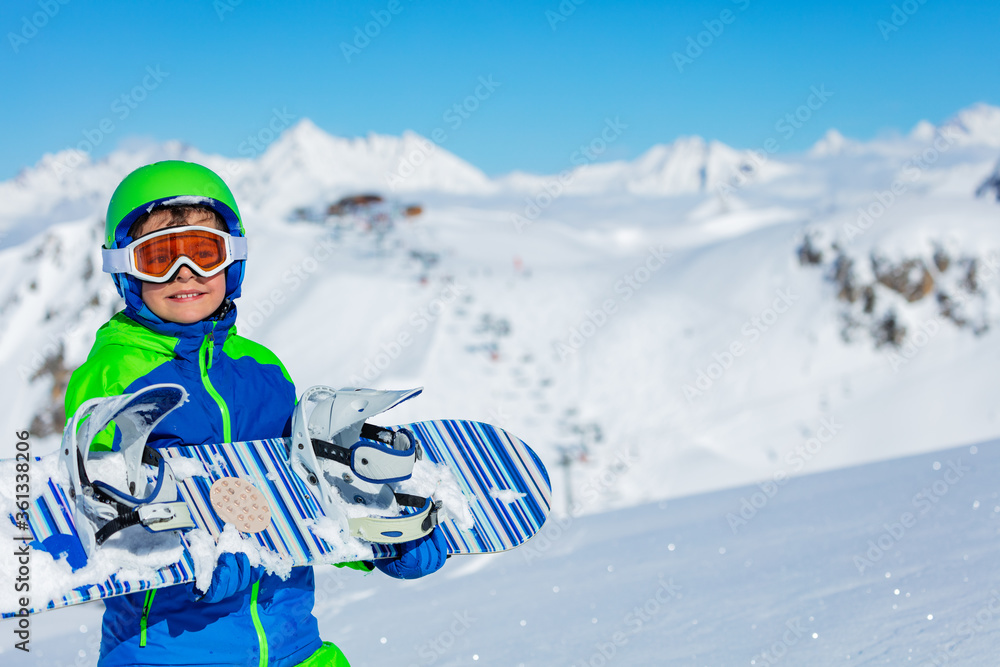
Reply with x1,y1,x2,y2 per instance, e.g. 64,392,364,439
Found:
139,332,225,649
200,331,266,663
199,331,232,443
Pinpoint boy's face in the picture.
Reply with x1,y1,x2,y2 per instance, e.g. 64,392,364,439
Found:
137,208,229,324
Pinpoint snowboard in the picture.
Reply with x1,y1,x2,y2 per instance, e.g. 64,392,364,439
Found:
1,384,551,617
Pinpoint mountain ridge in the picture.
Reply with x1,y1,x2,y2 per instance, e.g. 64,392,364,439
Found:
5,103,997,248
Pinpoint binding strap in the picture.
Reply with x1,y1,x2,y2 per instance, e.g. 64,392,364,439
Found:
347,495,440,544
94,502,194,546
78,446,195,545
312,425,417,484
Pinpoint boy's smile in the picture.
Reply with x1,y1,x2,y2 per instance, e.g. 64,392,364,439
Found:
137,209,228,324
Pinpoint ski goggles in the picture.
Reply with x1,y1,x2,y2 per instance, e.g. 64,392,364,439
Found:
102,226,248,283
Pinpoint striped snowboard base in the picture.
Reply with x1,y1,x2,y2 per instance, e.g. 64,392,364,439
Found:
2,420,551,616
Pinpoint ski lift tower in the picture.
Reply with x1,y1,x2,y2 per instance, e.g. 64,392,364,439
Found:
554,420,605,515
555,442,586,515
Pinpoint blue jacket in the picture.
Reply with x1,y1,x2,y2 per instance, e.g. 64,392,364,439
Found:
65,304,322,667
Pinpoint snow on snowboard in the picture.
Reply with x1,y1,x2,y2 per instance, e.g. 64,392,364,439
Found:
1,383,551,617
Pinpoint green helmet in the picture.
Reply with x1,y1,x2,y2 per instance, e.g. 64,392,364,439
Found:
104,161,247,312
105,160,244,248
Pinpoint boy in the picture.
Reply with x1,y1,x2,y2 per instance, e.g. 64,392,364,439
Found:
65,160,447,667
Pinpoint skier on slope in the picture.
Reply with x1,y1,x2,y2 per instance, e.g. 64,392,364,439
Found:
64,160,448,666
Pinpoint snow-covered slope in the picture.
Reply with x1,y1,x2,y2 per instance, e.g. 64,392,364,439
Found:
1,105,1000,515
5,437,998,666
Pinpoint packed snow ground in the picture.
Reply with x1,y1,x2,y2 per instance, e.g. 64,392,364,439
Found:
3,437,999,666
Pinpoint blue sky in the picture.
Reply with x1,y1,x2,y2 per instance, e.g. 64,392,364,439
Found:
1,0,998,180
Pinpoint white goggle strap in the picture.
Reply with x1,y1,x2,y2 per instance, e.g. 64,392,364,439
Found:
230,235,248,261
101,246,133,274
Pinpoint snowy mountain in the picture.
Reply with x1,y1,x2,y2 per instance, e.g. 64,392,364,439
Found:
940,102,1000,148
4,101,1000,665
0,141,208,248
238,120,498,217
1,104,1000,515
0,122,495,250
498,135,793,198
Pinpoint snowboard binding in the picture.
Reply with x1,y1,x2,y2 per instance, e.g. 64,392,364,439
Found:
289,385,441,544
62,384,196,560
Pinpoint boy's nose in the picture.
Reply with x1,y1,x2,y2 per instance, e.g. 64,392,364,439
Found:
172,265,196,281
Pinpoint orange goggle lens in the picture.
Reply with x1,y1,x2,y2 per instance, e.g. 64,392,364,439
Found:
132,230,227,278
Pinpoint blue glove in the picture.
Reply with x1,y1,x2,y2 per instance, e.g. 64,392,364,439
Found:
375,528,448,580
196,552,259,603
